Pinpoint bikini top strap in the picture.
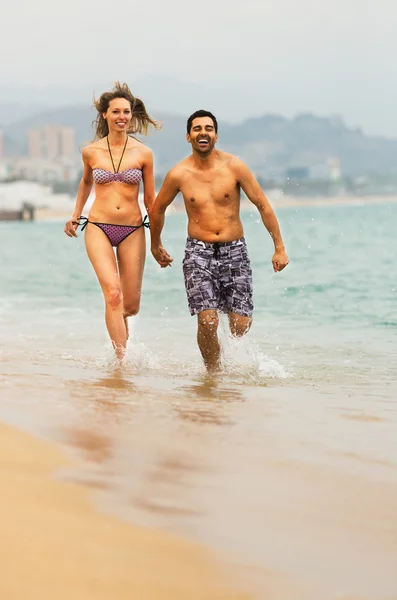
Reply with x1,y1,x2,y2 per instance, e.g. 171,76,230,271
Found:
107,135,128,174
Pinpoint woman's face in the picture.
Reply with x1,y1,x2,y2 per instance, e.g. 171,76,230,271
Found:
104,98,132,133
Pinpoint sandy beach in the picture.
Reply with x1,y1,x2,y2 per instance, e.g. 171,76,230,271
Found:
0,421,249,600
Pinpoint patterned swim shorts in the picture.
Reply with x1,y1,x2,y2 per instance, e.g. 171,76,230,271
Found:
182,236,253,317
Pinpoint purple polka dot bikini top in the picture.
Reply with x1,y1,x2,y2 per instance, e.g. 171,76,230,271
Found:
92,135,143,185
92,168,143,185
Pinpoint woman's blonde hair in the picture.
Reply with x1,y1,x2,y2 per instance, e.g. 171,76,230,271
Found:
92,81,160,140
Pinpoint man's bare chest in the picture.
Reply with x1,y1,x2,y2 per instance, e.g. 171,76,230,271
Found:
180,173,239,207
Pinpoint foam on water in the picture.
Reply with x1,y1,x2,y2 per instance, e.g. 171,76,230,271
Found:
58,331,291,387
61,339,162,374
219,326,292,385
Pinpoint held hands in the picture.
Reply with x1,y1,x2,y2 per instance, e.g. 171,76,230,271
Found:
151,245,173,268
64,218,79,238
272,249,289,272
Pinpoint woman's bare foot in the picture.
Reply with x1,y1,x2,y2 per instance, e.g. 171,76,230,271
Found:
123,315,129,340
113,342,126,361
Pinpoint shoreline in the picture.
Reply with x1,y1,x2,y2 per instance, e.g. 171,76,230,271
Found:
26,193,397,222
0,420,249,599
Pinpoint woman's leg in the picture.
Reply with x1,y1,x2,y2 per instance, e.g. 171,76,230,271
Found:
85,224,127,359
117,226,146,339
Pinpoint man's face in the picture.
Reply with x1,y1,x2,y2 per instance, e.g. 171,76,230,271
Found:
187,117,218,155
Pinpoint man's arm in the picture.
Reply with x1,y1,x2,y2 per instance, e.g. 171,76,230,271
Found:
233,159,289,272
150,169,180,268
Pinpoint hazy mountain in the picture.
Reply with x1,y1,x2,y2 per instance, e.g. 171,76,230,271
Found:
0,102,48,126
3,105,397,176
219,113,397,176
0,76,235,121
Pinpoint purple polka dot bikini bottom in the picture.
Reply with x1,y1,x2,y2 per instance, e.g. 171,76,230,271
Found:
75,215,149,247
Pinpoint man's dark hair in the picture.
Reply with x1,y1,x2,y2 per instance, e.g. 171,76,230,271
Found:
187,110,218,134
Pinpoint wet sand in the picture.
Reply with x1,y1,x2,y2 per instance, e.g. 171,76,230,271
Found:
1,362,397,600
0,421,249,600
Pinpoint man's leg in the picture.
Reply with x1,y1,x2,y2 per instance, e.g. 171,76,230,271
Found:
197,309,221,372
183,238,221,372
228,312,252,338
221,239,253,340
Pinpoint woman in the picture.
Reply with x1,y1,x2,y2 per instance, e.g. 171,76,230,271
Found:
64,82,159,360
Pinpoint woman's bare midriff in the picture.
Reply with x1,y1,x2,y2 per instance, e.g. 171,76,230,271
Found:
88,185,143,224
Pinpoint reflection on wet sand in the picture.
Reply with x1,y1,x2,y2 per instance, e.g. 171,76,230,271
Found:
173,379,245,425
126,379,246,519
0,423,250,600
70,369,137,395
62,371,139,422
57,375,252,527
63,427,113,463
135,463,203,518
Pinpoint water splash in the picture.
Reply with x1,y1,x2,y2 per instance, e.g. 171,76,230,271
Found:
61,336,162,374
59,324,291,386
122,340,162,372
218,319,292,385
90,339,162,373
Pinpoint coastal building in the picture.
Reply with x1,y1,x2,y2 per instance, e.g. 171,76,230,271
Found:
28,126,76,160
285,167,310,181
328,157,342,181
0,155,80,186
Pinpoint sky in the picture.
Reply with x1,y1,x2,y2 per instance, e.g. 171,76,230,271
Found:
2,0,397,136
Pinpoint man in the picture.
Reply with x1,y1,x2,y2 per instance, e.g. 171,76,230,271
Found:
150,110,289,372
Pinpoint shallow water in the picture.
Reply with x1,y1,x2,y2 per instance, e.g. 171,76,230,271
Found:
1,201,397,598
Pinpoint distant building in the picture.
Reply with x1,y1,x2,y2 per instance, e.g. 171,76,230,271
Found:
328,157,341,181
28,129,42,159
308,157,342,181
9,156,80,184
308,163,330,180
28,126,76,160
285,167,309,181
0,128,3,159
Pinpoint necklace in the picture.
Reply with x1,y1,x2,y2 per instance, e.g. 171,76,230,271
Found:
107,135,128,173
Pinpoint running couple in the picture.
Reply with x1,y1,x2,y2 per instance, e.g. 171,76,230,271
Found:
65,82,289,371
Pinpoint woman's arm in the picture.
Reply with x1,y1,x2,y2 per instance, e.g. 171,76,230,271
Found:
65,147,93,238
141,147,155,216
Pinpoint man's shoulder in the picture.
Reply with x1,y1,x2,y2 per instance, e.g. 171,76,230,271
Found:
161,164,183,189
218,151,245,169
167,157,191,179
220,152,251,179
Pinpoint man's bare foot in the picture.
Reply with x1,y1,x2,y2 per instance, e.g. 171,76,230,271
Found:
204,358,222,374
